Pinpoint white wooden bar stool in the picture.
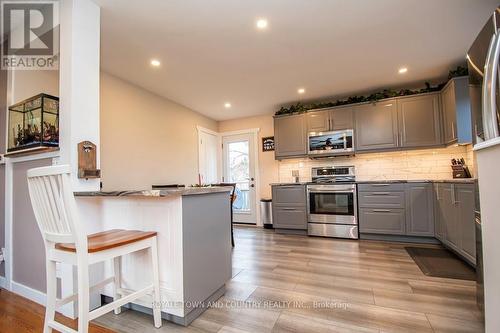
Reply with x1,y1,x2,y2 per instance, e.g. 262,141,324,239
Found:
27,165,162,333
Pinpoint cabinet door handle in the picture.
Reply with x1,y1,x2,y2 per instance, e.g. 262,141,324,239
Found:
372,209,391,212
282,208,298,211
371,192,391,195
371,184,390,187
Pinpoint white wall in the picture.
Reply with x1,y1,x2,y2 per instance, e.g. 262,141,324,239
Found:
100,73,218,190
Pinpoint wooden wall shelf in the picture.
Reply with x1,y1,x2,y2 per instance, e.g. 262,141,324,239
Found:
4,146,60,158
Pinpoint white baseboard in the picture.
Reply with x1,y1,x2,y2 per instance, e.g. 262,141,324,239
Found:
11,281,46,306
0,275,6,288
9,280,76,318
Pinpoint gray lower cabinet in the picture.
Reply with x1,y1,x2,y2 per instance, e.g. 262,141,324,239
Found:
434,183,445,241
273,207,307,230
456,184,476,263
274,114,307,159
406,183,434,236
354,99,399,151
272,185,307,230
397,93,443,148
359,208,406,235
359,182,434,237
434,182,476,265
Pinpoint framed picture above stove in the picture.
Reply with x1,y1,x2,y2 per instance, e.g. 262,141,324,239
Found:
262,136,275,152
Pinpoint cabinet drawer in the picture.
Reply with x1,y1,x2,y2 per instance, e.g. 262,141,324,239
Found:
272,185,306,206
273,207,307,230
358,191,405,208
359,208,406,235
358,183,406,192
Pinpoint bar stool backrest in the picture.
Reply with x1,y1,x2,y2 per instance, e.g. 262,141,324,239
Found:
27,164,87,252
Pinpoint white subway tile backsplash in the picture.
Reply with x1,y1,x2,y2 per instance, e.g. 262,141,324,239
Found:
278,145,475,182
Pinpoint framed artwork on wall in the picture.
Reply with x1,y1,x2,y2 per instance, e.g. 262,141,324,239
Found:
262,136,275,152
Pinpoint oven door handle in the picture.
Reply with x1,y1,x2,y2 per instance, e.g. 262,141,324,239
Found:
308,190,355,194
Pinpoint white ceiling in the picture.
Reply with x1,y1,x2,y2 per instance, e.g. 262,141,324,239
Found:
95,0,498,121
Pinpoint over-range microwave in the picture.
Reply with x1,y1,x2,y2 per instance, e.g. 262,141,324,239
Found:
308,129,354,157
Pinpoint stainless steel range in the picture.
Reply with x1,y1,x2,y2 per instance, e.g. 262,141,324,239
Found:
307,166,358,239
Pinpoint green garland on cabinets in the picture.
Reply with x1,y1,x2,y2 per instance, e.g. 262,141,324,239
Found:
275,66,468,116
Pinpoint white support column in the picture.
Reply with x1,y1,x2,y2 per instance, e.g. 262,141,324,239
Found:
59,0,100,192
57,0,101,319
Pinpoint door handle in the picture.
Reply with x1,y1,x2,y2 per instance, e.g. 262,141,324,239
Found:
372,209,391,213
371,192,391,195
250,184,255,188
451,184,457,205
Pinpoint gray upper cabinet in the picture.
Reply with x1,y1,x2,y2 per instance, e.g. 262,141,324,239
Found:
306,110,330,132
397,93,443,148
274,114,307,159
354,99,399,151
441,77,473,145
406,183,434,237
306,107,353,133
331,107,354,130
441,80,458,144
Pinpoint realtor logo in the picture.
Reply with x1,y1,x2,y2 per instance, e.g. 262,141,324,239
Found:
1,0,59,70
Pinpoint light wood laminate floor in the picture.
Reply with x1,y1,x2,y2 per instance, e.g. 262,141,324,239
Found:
96,226,484,333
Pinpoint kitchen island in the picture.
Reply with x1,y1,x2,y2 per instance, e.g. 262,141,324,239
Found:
70,187,232,326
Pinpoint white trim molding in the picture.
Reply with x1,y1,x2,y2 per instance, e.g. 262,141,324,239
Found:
219,128,260,136
473,136,500,151
196,125,219,136
11,281,47,306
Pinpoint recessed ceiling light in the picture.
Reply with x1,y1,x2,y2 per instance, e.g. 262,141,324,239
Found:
150,59,161,67
224,102,231,108
398,67,408,74
256,18,268,30
298,88,305,94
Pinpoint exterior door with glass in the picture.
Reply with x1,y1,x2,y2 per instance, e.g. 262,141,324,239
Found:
222,133,257,224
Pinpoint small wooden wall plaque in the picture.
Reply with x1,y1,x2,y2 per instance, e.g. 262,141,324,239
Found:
78,141,101,179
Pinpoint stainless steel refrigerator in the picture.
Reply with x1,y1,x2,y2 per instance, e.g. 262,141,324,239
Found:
467,6,500,332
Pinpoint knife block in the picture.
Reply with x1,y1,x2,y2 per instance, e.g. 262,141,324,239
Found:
452,165,471,178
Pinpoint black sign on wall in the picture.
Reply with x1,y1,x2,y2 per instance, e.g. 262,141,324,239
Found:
262,136,275,152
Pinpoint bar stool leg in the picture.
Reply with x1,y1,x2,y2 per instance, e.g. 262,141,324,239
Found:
77,262,90,333
43,260,57,333
113,256,122,314
151,238,162,328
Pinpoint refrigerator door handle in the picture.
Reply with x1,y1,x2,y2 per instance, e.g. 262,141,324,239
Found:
483,33,500,140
